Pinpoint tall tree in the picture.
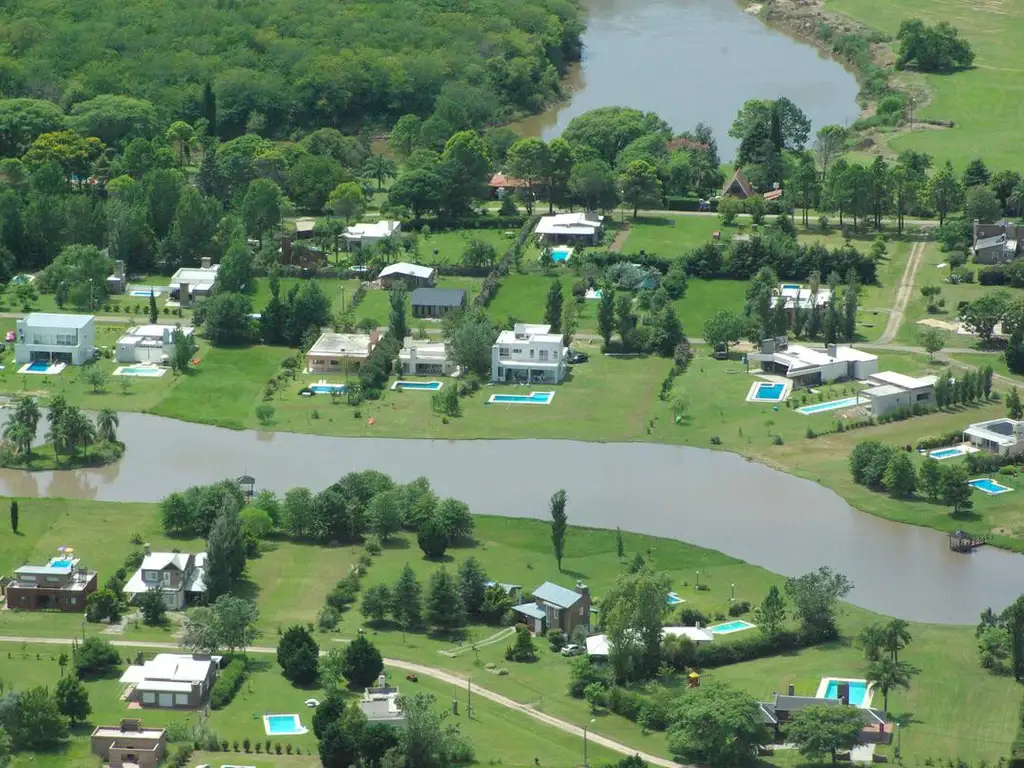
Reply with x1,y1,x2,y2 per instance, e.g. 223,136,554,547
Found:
340,634,384,688
618,160,662,218
391,563,423,631
666,683,768,766
928,161,964,226
388,286,408,345
786,705,865,765
9,500,18,533
205,505,246,600
425,566,466,633
602,568,672,682
54,675,91,724
597,287,616,346
549,489,569,571
545,280,564,333
814,125,847,182
867,657,918,712
457,556,488,617
755,585,787,636
505,138,550,214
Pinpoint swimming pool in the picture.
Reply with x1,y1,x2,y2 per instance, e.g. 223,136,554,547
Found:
488,391,555,405
746,381,788,403
551,247,574,263
391,380,443,391
666,592,684,606
930,446,969,460
310,383,347,395
114,365,166,377
263,714,308,735
20,361,66,375
129,289,163,297
781,283,801,291
818,678,871,707
969,477,1013,495
26,361,49,372
796,396,861,415
708,620,756,634
49,559,73,568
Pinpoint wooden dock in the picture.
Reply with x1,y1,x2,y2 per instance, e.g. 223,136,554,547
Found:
949,530,988,553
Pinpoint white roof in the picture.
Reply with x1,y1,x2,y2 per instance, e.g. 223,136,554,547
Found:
120,324,194,341
344,220,401,239
586,626,714,657
868,370,937,390
307,332,374,358
134,681,194,693
862,384,903,398
142,552,192,571
170,265,219,289
379,262,434,280
535,213,604,236
495,323,563,346
761,344,877,372
293,217,318,233
20,312,94,329
120,654,216,686
771,286,831,310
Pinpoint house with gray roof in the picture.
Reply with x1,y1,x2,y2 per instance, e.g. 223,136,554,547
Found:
122,545,206,610
758,684,891,746
411,288,467,318
513,581,591,635
973,220,1021,264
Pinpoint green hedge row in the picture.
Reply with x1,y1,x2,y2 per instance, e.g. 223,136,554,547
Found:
210,658,248,710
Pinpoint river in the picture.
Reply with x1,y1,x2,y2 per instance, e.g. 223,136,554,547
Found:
516,0,861,157
2,412,1021,626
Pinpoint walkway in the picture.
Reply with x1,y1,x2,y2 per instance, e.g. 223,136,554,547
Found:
877,238,928,344
0,634,681,767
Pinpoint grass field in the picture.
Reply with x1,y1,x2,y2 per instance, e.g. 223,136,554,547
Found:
826,0,1024,170
2,506,1018,765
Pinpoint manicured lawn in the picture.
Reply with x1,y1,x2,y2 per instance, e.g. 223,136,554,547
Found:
487,274,599,333
827,0,1024,170
351,277,483,328
619,215,724,255
673,279,747,338
417,229,518,266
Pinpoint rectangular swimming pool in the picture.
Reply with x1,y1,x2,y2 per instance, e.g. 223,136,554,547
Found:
746,381,787,403
969,477,1013,495
551,247,574,262
488,391,555,405
129,289,163,297
310,383,347,395
796,396,861,415
821,678,870,707
391,380,443,391
708,620,756,634
781,283,801,291
930,446,968,460
263,714,307,735
114,365,166,377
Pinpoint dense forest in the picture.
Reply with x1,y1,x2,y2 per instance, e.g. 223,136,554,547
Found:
0,0,583,138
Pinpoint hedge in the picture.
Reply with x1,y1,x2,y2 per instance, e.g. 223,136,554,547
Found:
405,215,527,232
1010,693,1024,766
663,626,837,671
916,431,964,451
474,216,537,309
210,658,248,710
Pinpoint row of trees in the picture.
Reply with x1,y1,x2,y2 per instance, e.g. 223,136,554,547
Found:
850,439,974,513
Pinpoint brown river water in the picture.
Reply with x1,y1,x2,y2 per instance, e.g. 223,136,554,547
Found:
2,412,1022,625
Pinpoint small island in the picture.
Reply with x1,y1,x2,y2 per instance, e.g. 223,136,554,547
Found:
0,397,124,471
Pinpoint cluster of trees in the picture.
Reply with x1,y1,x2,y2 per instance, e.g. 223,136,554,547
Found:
850,439,973,513
857,619,919,712
977,595,1024,679
896,19,975,72
594,284,684,355
1,396,120,463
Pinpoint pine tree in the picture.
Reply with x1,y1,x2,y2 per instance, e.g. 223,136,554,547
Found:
545,280,563,333
391,563,422,631
755,585,786,635
148,289,158,323
205,505,246,600
9,500,17,533
341,634,384,688
1008,387,1024,420
616,527,625,559
597,288,616,347
457,556,488,616
425,567,465,633
550,489,568,571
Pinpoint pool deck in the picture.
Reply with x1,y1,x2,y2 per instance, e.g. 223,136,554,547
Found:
969,478,1014,495
928,443,978,460
745,378,791,404
18,362,66,376
261,713,308,736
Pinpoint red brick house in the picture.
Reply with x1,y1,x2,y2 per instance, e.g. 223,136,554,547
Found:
513,581,591,635
5,555,97,612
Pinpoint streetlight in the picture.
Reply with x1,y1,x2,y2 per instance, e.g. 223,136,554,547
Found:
730,583,735,602
695,570,700,589
583,718,596,767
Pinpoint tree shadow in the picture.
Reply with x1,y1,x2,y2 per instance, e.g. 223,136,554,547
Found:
233,578,263,602
560,568,588,580
380,537,410,550
420,553,454,564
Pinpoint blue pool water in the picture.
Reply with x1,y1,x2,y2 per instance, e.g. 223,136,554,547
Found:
310,384,347,395
265,714,305,735
393,380,442,391
130,289,162,297
930,446,967,460
666,592,684,606
749,382,786,402
969,478,1013,495
49,559,73,568
823,679,869,707
782,283,801,290
551,247,573,262
709,620,756,634
796,396,861,415
27,361,50,372
489,391,554,405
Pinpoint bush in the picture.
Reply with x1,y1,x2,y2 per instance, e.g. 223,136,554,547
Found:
74,636,120,677
316,606,340,631
210,658,248,709
678,607,710,626
689,627,836,669
728,600,752,617
548,628,567,652
916,431,963,451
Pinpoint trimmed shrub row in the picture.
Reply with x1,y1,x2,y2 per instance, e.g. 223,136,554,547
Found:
916,431,965,451
210,658,248,710
405,215,527,232
474,216,537,309
662,626,837,671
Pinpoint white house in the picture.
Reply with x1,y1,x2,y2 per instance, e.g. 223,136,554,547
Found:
344,220,401,249
586,625,715,657
15,312,96,365
359,675,406,727
119,654,220,709
399,339,456,376
115,324,194,364
170,258,219,306
491,323,567,384
122,547,206,610
964,418,1024,456
305,331,380,373
748,339,877,387
861,370,937,417
770,283,832,313
534,212,604,246
378,262,435,289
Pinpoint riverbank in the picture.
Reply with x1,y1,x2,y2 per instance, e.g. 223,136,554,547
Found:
0,440,124,472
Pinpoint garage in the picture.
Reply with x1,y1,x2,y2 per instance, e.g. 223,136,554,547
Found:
158,693,173,708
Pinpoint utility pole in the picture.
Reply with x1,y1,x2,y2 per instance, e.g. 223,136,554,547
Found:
467,677,472,719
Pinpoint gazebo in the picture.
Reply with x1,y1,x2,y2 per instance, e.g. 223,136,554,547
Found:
236,475,256,500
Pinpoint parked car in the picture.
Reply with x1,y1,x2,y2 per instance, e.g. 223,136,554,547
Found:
560,644,584,657
713,343,728,360
569,351,589,364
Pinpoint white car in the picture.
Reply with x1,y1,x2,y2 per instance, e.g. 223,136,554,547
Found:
560,644,584,657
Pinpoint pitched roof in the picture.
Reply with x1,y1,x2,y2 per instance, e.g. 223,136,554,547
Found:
721,168,755,199
141,552,192,571
513,602,547,621
410,288,466,308
489,172,528,189
379,262,434,280
532,582,582,609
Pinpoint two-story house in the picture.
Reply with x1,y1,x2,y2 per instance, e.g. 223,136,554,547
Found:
122,546,206,610
513,581,591,636
15,312,96,366
4,553,97,611
119,654,220,709
972,220,1022,264
491,323,568,384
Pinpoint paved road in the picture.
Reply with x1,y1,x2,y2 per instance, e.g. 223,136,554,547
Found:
0,634,679,767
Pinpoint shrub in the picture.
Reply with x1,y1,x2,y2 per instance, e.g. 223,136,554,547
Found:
210,658,248,709
691,627,836,669
728,600,752,617
710,435,721,446
548,629,567,652
772,434,783,446
316,606,340,631
678,608,709,626
74,636,120,677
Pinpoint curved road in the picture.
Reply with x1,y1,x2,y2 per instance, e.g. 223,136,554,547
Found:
0,634,680,767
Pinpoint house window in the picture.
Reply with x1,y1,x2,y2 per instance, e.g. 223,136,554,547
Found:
145,571,158,583
579,606,584,616
69,597,77,606
538,350,549,361
499,348,510,359
529,349,535,359
512,348,522,354
174,694,189,706
142,692,156,704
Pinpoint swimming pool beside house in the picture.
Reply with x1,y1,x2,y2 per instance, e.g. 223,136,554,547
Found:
487,391,555,405
550,247,574,262
708,620,756,634
969,478,1013,495
129,288,164,297
19,361,66,375
796,396,861,415
816,677,872,708
391,380,443,391
113,365,166,377
745,381,789,403
263,714,308,736
310,383,347,395
930,445,973,460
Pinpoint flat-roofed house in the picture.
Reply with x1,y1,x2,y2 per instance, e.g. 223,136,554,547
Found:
491,323,567,384
748,339,878,388
119,654,221,709
115,324,194,364
5,554,97,612
305,330,381,373
861,370,937,417
170,258,219,307
91,719,167,768
15,312,96,365
399,339,456,376
964,418,1024,456
359,675,406,727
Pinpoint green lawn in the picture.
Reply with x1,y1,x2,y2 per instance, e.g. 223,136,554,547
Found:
673,279,748,339
826,0,1024,170
252,277,359,315
417,229,518,266
351,277,483,328
487,274,599,333
619,215,725,256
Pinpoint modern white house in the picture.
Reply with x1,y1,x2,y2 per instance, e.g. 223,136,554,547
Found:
359,675,406,727
378,262,435,289
770,283,833,314
399,339,456,376
586,625,715,657
115,324,194,364
491,323,567,384
122,547,206,610
119,654,220,709
964,418,1024,456
534,212,604,245
305,331,380,373
170,258,219,307
344,220,401,249
15,312,96,365
861,371,937,417
748,338,877,387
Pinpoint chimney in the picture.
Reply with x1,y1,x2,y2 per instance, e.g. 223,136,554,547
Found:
787,683,795,696
200,256,212,269
115,260,125,279
827,343,837,358
575,581,589,602
143,543,151,556
376,674,386,689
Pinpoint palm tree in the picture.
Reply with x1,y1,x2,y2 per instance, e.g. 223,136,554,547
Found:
12,396,41,435
867,657,917,712
46,416,70,464
2,420,33,458
65,409,96,458
883,618,912,662
857,623,887,662
362,154,397,191
96,409,119,444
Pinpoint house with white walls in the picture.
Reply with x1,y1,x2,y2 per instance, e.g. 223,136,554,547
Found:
15,312,96,365
491,323,567,384
115,324,194,364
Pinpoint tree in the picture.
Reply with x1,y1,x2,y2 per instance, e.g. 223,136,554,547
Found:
505,138,550,214
85,588,122,624
755,585,786,636
597,287,616,346
940,463,974,516
858,623,887,662
867,657,918,712
74,636,120,677
439,131,491,214
446,308,496,378
616,527,625,559
785,567,853,636
550,489,569,571
814,125,847,182
241,179,283,246
200,292,256,346
170,325,198,374
882,452,917,499
883,618,912,661
1003,595,1024,681
545,280,564,333
666,682,768,766
388,169,443,217
569,159,620,211
602,568,671,682
918,457,943,502
928,161,964,226
918,326,945,360
368,489,403,541
392,563,423,631
362,154,398,191
277,625,320,685
340,634,384,689
318,720,359,768
1007,387,1024,420
54,675,91,725
896,19,975,72
205,505,246,600
703,309,746,351
417,514,449,559
965,185,1001,224
9,501,17,534
212,595,261,653
1,687,69,751
425,567,466,633
457,556,488,617
287,154,344,212
562,107,670,165
961,292,1010,343
166,121,196,167
362,583,392,624
505,625,537,662
619,160,662,218
785,704,865,765
327,181,366,224
651,306,684,357
388,286,408,345
138,588,168,626
400,692,470,768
